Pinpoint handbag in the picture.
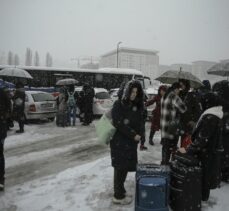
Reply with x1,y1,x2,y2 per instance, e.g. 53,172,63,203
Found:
95,112,116,145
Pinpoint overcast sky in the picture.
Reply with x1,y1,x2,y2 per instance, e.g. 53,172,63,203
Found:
0,0,229,67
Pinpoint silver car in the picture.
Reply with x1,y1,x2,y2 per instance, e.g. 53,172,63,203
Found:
24,91,57,121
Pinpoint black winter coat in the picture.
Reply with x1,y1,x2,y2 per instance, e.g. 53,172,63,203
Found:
222,112,229,169
0,88,10,139
180,91,202,134
110,100,144,171
13,88,25,115
187,106,223,190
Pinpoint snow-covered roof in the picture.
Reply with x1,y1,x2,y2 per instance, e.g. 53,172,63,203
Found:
0,65,143,76
101,47,159,57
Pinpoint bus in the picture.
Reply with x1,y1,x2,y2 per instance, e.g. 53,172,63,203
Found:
0,65,150,90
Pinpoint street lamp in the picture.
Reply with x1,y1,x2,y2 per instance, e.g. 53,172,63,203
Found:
117,41,122,68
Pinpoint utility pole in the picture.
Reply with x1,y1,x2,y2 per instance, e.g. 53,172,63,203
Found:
117,41,122,68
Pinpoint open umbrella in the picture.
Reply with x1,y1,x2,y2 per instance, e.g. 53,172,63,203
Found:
0,67,33,79
207,62,229,77
155,70,203,88
56,78,78,86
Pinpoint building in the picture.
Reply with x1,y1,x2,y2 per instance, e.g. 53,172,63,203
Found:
170,63,192,72
100,47,159,80
191,60,220,84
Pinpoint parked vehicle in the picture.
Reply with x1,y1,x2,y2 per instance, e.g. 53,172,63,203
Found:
109,88,119,101
24,91,57,121
75,87,113,116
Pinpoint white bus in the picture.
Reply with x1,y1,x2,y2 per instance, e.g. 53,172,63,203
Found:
0,65,150,90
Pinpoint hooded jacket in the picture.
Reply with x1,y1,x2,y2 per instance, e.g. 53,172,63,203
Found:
110,80,144,171
187,106,223,190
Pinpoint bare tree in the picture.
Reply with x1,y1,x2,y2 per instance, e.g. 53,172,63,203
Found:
0,52,6,65
34,51,40,66
45,52,53,67
14,54,20,65
25,48,32,66
7,51,14,65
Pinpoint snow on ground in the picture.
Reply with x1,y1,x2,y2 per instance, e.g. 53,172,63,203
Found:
0,121,228,211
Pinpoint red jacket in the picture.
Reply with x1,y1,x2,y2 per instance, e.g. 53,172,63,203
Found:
145,95,162,131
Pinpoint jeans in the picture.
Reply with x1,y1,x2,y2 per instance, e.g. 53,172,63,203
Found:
68,106,76,126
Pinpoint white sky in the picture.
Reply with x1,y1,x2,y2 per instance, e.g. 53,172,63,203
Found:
0,0,229,66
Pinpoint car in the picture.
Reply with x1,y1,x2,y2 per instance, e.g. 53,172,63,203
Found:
75,87,113,116
109,88,119,101
145,87,158,120
24,91,57,121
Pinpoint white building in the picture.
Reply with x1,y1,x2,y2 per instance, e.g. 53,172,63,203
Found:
100,47,159,80
170,63,192,72
191,60,222,84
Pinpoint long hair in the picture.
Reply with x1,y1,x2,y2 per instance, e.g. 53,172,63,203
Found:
121,80,144,109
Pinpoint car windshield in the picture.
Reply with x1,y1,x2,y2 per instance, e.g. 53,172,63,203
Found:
95,92,110,99
32,93,55,102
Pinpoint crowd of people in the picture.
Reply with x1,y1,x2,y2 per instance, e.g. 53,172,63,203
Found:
109,78,229,205
0,77,229,210
56,83,95,127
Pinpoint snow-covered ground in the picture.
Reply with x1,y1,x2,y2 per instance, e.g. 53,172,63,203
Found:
0,120,228,211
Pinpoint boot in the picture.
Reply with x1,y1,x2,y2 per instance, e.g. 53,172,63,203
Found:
16,129,24,133
149,139,155,145
140,145,148,151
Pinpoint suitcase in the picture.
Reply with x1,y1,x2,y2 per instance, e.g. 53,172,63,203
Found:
56,111,68,127
135,164,170,211
170,160,202,211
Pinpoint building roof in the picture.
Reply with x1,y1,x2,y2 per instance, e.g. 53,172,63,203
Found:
0,65,143,76
101,47,159,57
192,60,217,65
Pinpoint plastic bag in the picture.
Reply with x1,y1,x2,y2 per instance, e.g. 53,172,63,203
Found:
95,113,116,145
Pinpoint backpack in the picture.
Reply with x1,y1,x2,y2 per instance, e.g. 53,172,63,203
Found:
67,91,76,107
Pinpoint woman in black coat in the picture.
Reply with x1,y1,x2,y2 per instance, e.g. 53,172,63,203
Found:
110,80,144,205
179,92,223,201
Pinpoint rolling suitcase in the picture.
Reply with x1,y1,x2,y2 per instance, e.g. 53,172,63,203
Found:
170,159,202,211
135,164,170,211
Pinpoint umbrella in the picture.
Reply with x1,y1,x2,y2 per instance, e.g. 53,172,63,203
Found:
56,78,78,86
0,79,15,89
0,67,33,79
155,70,203,88
207,62,229,77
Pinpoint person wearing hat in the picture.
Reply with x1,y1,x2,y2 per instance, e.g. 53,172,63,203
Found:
160,82,187,165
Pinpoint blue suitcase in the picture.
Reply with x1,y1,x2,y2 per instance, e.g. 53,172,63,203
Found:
135,164,170,211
